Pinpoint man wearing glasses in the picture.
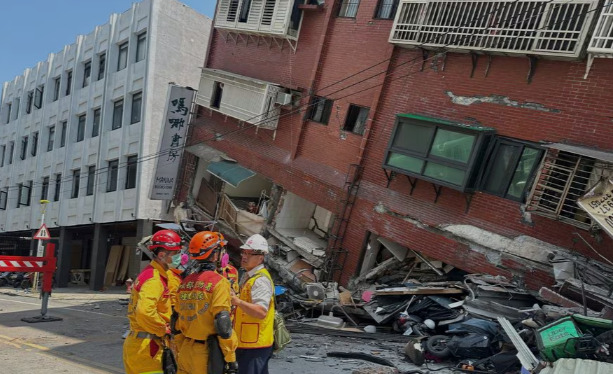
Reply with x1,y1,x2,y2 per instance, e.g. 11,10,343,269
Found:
231,234,275,374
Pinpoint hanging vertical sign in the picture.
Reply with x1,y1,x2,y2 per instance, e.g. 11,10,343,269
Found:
150,85,195,200
577,178,613,239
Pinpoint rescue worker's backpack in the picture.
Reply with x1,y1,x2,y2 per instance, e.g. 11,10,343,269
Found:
273,311,291,352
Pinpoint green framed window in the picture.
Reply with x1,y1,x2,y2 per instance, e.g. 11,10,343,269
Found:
383,114,494,191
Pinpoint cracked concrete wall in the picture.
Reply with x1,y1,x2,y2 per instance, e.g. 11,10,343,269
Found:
446,91,561,113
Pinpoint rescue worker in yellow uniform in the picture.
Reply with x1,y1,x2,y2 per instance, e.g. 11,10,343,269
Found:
176,231,239,374
123,229,183,374
231,234,275,374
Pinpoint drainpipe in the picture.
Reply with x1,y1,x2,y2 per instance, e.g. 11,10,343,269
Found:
290,2,336,160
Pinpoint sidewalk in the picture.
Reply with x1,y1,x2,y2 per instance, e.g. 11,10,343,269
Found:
0,284,130,301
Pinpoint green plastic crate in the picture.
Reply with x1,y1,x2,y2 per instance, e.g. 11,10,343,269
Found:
536,317,582,361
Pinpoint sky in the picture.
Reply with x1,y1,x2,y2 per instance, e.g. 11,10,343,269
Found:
0,0,216,85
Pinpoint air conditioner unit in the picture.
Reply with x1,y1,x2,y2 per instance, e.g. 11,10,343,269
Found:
275,92,292,106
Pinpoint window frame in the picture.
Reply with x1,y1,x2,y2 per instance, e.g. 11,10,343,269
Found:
338,0,361,18
8,141,14,164
65,70,72,96
92,108,101,137
71,169,80,199
53,173,62,202
0,145,4,167
0,189,7,210
82,60,92,88
135,32,147,62
47,126,55,152
20,136,28,160
343,104,370,135
130,92,142,124
107,159,119,192
77,114,86,142
373,0,399,20
26,91,33,114
97,53,106,81
60,121,67,148
117,42,128,71
306,96,334,125
125,155,138,189
34,85,44,109
112,99,124,130
479,138,544,202
4,102,10,124
41,176,50,200
31,131,38,157
17,181,32,207
86,165,96,196
53,77,61,101
383,114,495,192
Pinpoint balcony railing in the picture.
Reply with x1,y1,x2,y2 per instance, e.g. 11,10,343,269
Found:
215,0,301,39
588,0,613,55
389,0,599,59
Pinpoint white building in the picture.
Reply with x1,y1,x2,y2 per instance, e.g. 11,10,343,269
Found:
0,0,211,289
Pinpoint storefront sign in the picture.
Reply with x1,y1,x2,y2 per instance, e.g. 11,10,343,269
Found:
577,178,613,239
150,85,194,200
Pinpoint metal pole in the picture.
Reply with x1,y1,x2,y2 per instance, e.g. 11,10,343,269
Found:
32,200,49,293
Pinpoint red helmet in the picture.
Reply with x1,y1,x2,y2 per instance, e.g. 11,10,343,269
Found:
189,231,226,261
149,229,182,252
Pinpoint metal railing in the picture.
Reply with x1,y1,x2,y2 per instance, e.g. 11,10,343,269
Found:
389,0,599,58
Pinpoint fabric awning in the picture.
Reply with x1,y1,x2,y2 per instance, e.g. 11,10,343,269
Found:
206,160,256,188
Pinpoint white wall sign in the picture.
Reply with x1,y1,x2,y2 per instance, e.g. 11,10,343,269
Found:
577,178,613,239
150,85,195,200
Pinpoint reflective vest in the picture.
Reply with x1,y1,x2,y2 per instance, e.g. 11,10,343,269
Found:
235,268,275,349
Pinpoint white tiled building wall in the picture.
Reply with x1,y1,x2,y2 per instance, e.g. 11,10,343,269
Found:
0,0,211,233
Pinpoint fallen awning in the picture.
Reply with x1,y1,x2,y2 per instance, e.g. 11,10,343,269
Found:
206,160,256,188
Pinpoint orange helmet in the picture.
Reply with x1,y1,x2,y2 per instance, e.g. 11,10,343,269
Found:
189,231,227,261
149,229,182,252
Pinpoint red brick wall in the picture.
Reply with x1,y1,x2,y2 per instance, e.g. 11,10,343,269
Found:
186,1,613,289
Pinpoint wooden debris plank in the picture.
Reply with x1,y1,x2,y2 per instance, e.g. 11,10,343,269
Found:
375,287,463,295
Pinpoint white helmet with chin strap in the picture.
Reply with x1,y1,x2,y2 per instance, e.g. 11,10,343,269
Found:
240,234,269,254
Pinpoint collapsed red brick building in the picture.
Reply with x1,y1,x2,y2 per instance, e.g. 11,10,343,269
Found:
175,0,613,291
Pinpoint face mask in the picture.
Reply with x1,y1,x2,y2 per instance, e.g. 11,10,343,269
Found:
220,252,229,268
170,253,182,268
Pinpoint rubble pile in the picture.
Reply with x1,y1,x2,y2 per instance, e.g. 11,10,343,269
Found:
271,251,613,373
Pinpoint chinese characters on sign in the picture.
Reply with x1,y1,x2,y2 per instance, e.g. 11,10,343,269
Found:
150,85,195,200
577,178,613,239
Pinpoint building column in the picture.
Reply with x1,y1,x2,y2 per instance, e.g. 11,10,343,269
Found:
131,219,153,279
55,227,72,287
90,223,109,290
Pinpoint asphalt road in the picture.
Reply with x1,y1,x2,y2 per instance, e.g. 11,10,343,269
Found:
0,288,447,374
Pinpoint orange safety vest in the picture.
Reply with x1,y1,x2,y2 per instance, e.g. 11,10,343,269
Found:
235,267,275,349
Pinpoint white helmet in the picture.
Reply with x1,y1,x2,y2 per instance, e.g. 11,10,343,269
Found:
240,234,269,254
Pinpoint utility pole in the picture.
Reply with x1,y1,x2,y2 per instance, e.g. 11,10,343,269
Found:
32,199,50,292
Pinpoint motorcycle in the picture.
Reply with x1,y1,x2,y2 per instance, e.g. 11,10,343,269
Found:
9,272,25,288
0,272,13,287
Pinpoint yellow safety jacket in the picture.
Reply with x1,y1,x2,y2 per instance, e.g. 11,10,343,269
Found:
126,260,171,338
176,269,238,362
235,268,275,349
167,269,182,310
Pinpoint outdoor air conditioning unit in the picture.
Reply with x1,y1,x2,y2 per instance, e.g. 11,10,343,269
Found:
275,91,293,106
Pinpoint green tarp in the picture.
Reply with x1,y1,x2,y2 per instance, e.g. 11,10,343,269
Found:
206,160,256,188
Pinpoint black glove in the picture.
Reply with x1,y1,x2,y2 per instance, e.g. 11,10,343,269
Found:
224,361,238,374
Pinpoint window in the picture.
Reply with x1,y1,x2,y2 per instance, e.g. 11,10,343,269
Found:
8,142,14,164
131,92,142,124
480,139,543,202
343,105,369,135
34,85,44,109
112,99,124,130
0,145,4,167
92,108,101,137
526,148,610,229
47,126,55,152
210,82,224,109
338,0,360,18
125,155,138,189
58,121,67,147
87,165,95,196
65,71,72,96
4,103,10,124
82,61,91,87
71,169,80,198
26,91,33,114
20,136,28,160
31,131,38,156
54,173,62,201
384,114,494,191
306,96,333,125
117,42,128,71
97,53,106,80
239,0,252,22
17,181,32,207
77,114,86,142
136,32,147,62
107,159,119,192
53,77,61,101
374,0,399,19
13,98,19,120
227,0,239,22
0,189,7,210
41,177,49,200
